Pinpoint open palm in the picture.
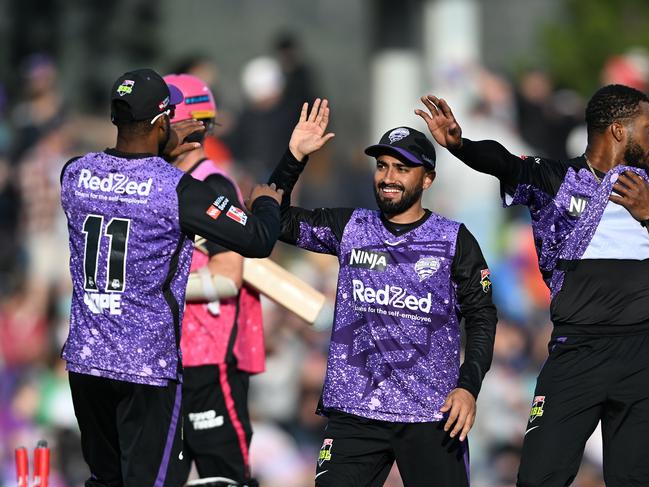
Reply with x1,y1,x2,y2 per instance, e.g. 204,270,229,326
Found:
415,95,463,150
289,98,335,161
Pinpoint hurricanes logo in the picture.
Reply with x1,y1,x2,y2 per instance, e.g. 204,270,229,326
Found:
414,256,440,281
529,395,545,423
388,127,410,143
318,439,333,466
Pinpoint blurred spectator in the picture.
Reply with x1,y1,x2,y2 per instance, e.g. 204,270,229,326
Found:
10,54,67,165
224,56,294,181
274,31,318,111
514,69,582,160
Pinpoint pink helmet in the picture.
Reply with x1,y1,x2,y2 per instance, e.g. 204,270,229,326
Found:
162,73,217,122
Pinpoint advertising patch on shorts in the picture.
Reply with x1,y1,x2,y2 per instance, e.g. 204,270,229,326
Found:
480,268,492,293
318,438,333,467
529,395,545,423
226,205,248,225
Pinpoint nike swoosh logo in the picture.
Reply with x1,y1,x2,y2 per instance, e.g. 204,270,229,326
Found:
384,239,405,246
525,426,540,436
315,470,328,479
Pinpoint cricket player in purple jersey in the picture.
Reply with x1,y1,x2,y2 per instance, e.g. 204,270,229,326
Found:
60,68,282,487
268,99,497,486
418,85,649,487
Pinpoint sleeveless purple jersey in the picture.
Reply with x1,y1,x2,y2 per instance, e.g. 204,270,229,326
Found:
299,208,461,422
61,151,193,385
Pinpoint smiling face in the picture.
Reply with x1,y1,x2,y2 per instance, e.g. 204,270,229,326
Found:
373,154,435,218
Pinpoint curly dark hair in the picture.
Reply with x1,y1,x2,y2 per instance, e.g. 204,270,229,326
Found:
585,84,649,134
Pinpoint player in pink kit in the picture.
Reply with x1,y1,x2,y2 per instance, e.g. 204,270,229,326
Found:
164,74,263,487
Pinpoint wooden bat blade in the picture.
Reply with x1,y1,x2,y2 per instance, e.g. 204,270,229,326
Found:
242,258,326,324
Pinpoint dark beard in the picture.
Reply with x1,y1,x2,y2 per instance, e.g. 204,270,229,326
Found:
158,116,171,155
624,139,649,168
374,183,423,217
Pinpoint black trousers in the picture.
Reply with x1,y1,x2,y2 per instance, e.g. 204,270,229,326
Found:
69,371,185,487
177,364,252,483
314,409,469,487
517,330,649,487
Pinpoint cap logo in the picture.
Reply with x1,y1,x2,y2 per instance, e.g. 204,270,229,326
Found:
422,154,433,164
388,128,410,144
158,96,170,110
116,80,135,97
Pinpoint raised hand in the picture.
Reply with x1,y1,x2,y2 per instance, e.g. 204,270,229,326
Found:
609,171,649,222
415,95,463,150
163,119,205,160
248,183,284,208
440,387,476,442
288,98,335,161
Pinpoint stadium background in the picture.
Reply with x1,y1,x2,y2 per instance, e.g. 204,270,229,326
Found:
1,0,648,485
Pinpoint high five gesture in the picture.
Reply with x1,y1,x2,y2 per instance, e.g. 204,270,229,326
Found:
415,95,463,150
289,98,335,161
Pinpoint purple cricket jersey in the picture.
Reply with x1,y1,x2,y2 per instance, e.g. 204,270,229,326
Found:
504,164,649,298
60,151,194,385
300,208,462,422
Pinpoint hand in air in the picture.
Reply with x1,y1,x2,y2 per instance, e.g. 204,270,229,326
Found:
415,95,463,150
288,98,335,161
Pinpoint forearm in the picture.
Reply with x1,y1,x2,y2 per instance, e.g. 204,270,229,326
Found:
458,309,497,398
267,149,307,214
449,138,521,181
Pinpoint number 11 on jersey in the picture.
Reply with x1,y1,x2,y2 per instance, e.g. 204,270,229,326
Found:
82,214,131,293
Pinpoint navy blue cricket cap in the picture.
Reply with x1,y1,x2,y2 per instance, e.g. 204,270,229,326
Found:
365,126,436,170
110,68,184,124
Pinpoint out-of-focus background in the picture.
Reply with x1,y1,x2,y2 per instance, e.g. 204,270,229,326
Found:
1,0,649,485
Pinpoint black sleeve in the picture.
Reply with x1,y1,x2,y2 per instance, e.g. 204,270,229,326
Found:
451,224,498,399
201,174,243,256
60,156,81,185
268,149,353,253
177,174,280,258
450,138,566,197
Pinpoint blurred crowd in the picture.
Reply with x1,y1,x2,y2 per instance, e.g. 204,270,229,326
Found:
1,35,648,487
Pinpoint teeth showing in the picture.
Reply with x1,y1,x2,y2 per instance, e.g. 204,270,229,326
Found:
382,188,401,193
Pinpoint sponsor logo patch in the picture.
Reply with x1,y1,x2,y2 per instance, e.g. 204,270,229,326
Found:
77,169,153,196
567,196,588,217
116,80,134,96
480,268,492,293
188,410,224,430
349,249,389,271
529,395,545,423
414,256,440,281
352,280,432,313
226,205,248,225
206,196,229,219
158,95,170,110
318,438,333,466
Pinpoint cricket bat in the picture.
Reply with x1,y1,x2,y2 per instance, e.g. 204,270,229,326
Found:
194,237,326,324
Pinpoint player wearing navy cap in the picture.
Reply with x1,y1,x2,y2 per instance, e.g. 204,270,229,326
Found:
269,100,497,486
60,68,283,487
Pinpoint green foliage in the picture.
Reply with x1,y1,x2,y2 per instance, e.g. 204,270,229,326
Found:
540,0,649,95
